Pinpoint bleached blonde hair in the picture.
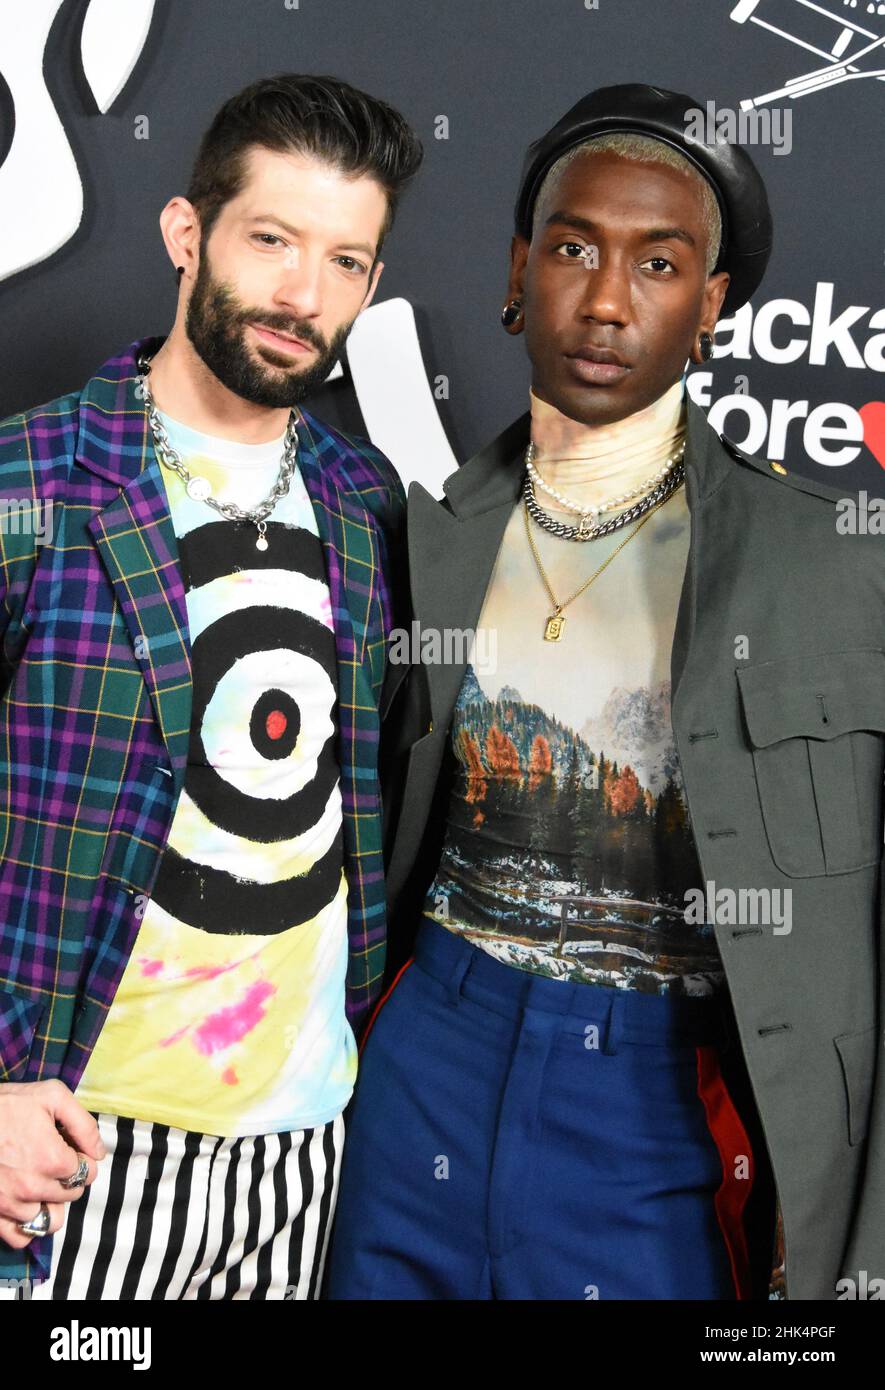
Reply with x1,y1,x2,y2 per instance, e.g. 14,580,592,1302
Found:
531,131,722,274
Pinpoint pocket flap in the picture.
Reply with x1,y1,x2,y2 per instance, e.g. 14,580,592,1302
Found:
833,1025,878,1146
737,649,885,748
0,986,45,1082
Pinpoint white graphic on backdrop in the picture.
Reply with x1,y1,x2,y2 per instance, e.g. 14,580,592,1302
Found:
0,0,81,283
697,279,885,469
731,0,885,107
0,0,155,283
722,2,885,475
345,298,457,492
82,0,156,113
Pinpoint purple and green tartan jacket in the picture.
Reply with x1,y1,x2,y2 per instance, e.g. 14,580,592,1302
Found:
0,336,406,1282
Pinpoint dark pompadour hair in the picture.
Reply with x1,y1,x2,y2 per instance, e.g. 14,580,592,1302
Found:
185,73,424,257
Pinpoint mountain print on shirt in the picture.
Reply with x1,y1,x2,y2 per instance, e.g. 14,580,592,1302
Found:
424,663,725,995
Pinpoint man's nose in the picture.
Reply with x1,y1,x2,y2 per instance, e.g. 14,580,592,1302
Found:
578,251,631,325
272,248,325,320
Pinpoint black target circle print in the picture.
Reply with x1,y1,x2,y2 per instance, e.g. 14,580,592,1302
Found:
149,520,343,935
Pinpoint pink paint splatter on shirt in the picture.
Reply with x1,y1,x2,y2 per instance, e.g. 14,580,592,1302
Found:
159,1023,191,1048
183,958,243,982
138,956,250,985
221,1066,239,1086
192,979,277,1056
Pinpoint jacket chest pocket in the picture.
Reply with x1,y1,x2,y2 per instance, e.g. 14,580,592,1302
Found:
737,649,885,878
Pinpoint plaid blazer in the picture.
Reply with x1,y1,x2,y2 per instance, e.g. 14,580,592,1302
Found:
0,336,405,1282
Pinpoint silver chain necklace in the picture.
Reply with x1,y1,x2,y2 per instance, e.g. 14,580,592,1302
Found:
523,446,686,541
136,350,301,551
525,438,685,537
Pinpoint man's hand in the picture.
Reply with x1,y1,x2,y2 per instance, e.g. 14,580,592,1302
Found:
0,1080,106,1249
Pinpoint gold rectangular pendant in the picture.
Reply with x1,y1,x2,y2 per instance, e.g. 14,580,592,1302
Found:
544,613,565,642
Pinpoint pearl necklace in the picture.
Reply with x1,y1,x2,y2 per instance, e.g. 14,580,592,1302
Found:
524,460,686,541
526,438,685,537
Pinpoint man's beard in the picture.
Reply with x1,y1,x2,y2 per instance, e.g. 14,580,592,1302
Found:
185,251,354,408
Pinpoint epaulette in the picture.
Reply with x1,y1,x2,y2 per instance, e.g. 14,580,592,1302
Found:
718,433,868,506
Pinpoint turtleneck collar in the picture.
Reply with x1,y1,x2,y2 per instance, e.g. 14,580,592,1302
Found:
528,376,686,511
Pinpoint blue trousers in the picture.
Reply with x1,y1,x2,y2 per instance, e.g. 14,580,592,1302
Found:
327,918,759,1300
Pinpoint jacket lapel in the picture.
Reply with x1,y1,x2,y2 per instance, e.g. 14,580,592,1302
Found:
87,471,193,789
670,394,732,708
294,413,379,713
77,338,193,791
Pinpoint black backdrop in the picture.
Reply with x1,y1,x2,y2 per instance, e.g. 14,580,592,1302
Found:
2,0,884,490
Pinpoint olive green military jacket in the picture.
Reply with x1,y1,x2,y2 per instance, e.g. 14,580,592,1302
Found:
379,394,885,1302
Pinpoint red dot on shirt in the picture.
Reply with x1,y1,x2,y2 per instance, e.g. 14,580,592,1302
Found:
266,709,287,740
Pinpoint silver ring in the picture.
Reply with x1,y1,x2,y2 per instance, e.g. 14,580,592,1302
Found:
60,1156,90,1190
17,1203,50,1237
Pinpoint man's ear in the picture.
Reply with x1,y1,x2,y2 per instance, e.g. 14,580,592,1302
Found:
701,269,730,334
159,196,201,282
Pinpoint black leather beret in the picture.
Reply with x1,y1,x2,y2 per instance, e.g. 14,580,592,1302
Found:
514,83,773,315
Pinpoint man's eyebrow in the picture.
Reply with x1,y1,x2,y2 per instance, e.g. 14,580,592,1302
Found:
543,210,696,249
247,214,376,257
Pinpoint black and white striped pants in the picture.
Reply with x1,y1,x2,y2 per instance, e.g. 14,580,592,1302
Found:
23,1109,345,1300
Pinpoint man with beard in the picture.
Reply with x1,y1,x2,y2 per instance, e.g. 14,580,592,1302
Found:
0,73,420,1299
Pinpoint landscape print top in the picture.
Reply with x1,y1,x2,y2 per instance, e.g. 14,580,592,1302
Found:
423,482,726,996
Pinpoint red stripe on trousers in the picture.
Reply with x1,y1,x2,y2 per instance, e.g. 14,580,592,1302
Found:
695,1043,755,1301
357,957,415,1058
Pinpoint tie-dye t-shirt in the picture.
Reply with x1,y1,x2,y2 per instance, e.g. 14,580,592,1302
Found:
76,410,356,1136
423,480,726,997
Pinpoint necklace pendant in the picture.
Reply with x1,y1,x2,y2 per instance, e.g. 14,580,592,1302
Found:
255,533,269,551
186,475,212,502
544,612,566,642
577,510,596,538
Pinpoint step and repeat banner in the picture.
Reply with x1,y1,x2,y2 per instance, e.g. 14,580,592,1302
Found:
1,0,884,495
